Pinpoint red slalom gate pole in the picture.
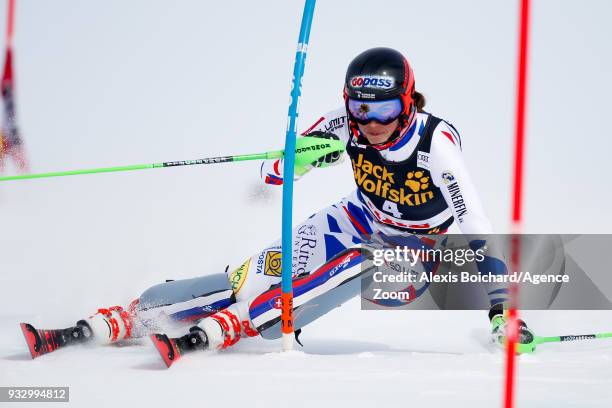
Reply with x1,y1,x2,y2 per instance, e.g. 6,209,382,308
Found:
505,0,531,407
512,0,530,225
505,235,522,408
7,0,15,46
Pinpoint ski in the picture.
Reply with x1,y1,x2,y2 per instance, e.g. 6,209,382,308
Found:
150,333,184,368
150,328,208,368
20,322,93,359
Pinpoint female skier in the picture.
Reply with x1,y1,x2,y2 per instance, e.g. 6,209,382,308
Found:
21,47,532,362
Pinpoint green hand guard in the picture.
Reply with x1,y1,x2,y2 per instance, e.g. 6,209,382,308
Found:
294,161,314,177
292,135,345,177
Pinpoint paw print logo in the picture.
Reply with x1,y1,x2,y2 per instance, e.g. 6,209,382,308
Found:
405,171,430,193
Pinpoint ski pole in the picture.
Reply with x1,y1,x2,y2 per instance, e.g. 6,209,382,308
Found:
0,136,343,182
536,332,612,346
518,331,612,354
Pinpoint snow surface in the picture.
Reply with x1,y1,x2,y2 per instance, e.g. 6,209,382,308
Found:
2,310,612,407
1,0,612,407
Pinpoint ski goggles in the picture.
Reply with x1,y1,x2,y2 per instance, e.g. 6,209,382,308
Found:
347,97,403,125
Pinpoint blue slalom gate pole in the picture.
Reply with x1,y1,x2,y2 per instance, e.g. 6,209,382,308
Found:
281,0,316,351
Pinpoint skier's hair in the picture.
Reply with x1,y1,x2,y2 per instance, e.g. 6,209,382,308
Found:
414,91,426,112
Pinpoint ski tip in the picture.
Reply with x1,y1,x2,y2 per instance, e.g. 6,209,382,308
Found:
150,333,180,368
20,322,42,359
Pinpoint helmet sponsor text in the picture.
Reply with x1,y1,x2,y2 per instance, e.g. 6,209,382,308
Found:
350,75,394,90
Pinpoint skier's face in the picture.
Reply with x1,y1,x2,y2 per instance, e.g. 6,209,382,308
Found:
358,119,399,145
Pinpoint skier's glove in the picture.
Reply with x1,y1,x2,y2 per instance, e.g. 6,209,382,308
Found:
304,131,343,168
489,304,536,354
